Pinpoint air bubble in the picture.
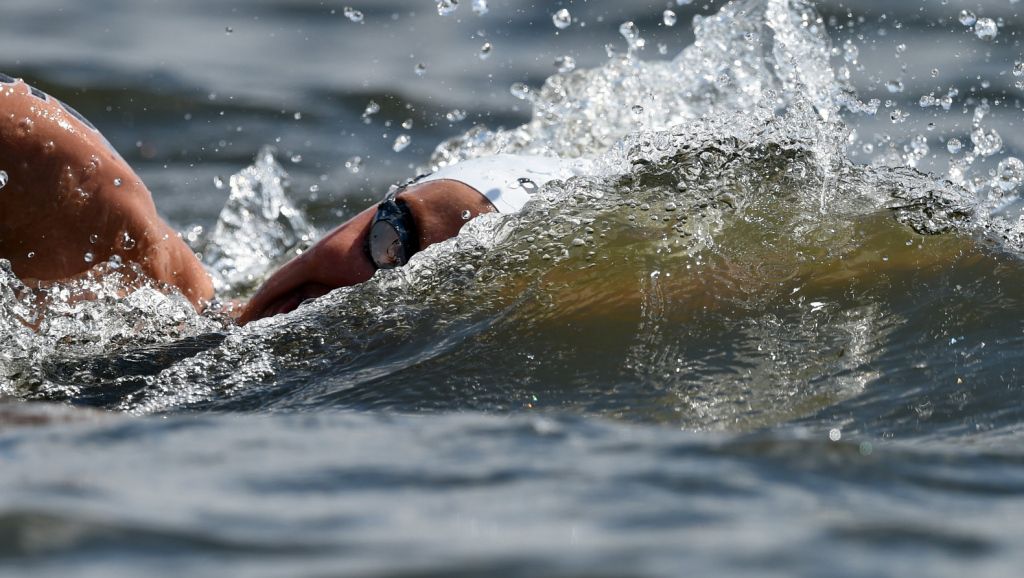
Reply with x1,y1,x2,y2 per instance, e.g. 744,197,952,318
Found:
552,9,572,30
890,109,908,123
437,0,458,16
479,42,492,60
392,134,411,152
343,7,364,23
663,10,677,27
946,138,962,154
975,18,997,41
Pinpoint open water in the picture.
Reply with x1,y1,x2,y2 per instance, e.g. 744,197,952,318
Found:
2,0,1024,576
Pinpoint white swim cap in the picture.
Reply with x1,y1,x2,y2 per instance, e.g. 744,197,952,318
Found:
417,154,580,213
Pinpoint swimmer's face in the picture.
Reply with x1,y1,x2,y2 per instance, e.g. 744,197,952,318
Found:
239,180,495,324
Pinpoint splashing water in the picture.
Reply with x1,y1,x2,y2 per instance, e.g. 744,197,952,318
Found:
1,0,1022,431
200,147,318,294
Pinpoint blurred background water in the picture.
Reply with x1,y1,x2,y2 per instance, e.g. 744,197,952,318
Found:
2,0,1024,576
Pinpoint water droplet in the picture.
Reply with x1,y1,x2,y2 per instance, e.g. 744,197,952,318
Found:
828,428,841,442
554,55,576,73
676,0,692,4
631,105,644,116
885,79,904,93
461,210,472,220
510,82,531,100
290,153,302,163
958,10,977,26
663,10,677,26
445,109,467,122
225,26,233,34
414,63,427,76
0,170,7,190
343,6,364,22
214,175,225,189
437,0,458,16
401,119,413,130
947,138,962,154
479,41,492,60
345,156,363,173
664,202,677,211
89,234,98,244
1014,61,1024,77
120,231,136,250
26,251,35,259
843,39,859,63
113,177,123,187
552,9,571,30
84,252,95,264
392,134,411,152
895,43,907,54
975,18,997,41
889,109,908,123
472,0,488,16
293,111,302,120
619,21,641,47
972,127,1002,157
919,95,937,107
362,100,380,119
657,43,668,55
996,157,1024,192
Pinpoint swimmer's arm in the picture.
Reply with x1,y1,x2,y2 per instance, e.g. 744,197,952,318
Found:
239,179,494,323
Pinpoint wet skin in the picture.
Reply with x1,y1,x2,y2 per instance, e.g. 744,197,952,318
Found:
238,179,495,324
0,77,495,324
0,78,213,308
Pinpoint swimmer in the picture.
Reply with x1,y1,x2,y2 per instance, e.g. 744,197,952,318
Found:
0,77,575,324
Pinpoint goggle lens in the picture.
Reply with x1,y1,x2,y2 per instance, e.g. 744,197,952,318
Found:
369,220,406,269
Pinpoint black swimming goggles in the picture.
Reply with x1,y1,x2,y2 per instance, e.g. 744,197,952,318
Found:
367,190,419,269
